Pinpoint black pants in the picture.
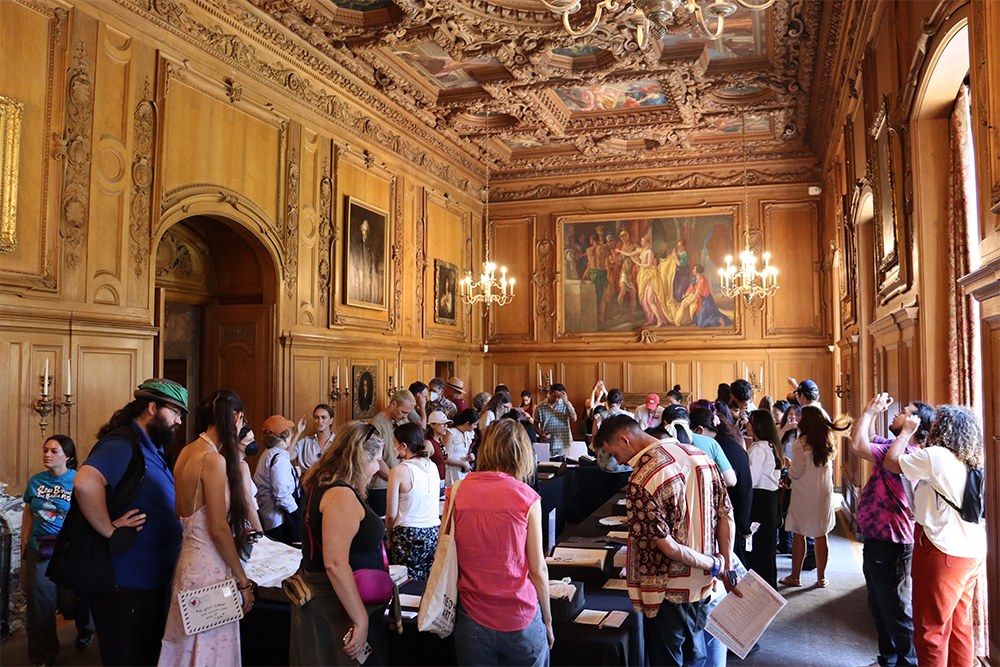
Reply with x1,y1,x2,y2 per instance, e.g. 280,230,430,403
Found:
748,488,780,589
644,598,709,667
89,586,170,666
863,538,917,666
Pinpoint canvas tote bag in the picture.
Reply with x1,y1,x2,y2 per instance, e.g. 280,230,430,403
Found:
417,479,462,638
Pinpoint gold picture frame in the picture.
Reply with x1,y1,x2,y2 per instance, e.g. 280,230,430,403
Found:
344,197,389,311
433,259,458,326
0,95,24,253
352,364,378,419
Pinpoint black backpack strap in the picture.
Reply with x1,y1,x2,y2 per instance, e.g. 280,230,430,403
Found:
104,422,147,518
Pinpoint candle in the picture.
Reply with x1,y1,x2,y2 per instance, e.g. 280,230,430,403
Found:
66,359,71,394
759,366,763,383
510,278,515,296
44,359,49,395
548,370,553,386
337,365,340,387
402,368,405,387
539,369,543,386
345,368,349,391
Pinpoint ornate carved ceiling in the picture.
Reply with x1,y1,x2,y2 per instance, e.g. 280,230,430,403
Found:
245,0,822,179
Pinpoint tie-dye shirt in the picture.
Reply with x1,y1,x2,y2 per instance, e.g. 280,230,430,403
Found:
856,435,917,543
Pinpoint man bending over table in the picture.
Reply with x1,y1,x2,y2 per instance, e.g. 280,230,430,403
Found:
594,414,738,667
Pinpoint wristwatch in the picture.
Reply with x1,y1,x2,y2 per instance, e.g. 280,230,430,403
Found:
724,570,738,588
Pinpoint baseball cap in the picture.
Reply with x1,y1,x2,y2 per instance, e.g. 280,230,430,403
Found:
645,393,660,410
134,378,189,414
796,380,820,400
262,415,294,435
427,411,453,426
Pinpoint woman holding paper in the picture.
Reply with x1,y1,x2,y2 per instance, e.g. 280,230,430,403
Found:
290,421,388,666
159,390,256,666
746,410,784,589
446,419,553,666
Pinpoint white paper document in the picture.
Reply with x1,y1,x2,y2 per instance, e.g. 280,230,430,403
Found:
705,569,786,659
398,593,423,608
243,537,302,588
574,609,629,628
606,531,629,539
546,547,607,569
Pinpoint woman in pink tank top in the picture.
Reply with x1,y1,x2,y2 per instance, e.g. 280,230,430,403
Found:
445,419,554,666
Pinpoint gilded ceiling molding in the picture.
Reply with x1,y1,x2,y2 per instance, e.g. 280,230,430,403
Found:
52,43,94,270
129,80,155,278
110,0,484,194
492,167,818,202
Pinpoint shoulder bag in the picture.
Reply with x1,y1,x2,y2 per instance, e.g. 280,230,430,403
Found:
46,423,146,592
418,479,462,638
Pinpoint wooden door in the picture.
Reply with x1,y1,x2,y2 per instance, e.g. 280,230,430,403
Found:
203,304,273,471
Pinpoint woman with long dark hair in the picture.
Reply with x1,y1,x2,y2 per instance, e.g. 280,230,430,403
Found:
22,435,95,665
386,423,441,581
780,406,851,588
159,390,255,666
746,410,784,589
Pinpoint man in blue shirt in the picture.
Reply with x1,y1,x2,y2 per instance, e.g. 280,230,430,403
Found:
73,378,186,666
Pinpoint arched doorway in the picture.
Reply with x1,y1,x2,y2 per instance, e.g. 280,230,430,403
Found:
153,214,277,462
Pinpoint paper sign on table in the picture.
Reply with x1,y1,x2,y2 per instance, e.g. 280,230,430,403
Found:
705,569,786,659
398,593,423,608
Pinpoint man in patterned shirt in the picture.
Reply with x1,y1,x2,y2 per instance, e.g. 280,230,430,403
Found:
595,414,737,666
427,377,457,419
850,393,935,667
534,383,577,457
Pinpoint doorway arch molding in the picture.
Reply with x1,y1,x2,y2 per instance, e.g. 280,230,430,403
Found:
155,184,286,277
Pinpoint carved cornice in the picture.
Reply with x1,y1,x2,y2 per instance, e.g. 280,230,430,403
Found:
109,0,485,194
492,166,819,202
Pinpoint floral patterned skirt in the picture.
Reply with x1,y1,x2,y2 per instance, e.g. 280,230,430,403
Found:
389,526,439,582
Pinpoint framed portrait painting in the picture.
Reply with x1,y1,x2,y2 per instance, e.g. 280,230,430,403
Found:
434,259,458,325
352,365,378,420
557,210,736,335
344,197,389,310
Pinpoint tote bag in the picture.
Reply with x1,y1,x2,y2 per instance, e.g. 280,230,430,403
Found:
417,479,462,638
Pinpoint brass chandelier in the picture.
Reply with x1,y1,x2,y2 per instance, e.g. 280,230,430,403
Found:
460,170,515,307
718,114,779,306
541,0,776,48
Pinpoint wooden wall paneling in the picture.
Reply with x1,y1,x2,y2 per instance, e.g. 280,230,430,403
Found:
296,125,323,326
491,361,529,399
627,360,666,394
75,338,143,459
403,179,420,338
0,338,27,491
0,1,66,292
600,362,624,393
400,357,421,391
766,350,831,411
670,361,694,396
422,190,466,340
489,216,534,342
331,149,396,330
159,61,285,228
763,201,824,337
695,360,740,405
289,350,325,436
87,21,134,310
559,360,600,433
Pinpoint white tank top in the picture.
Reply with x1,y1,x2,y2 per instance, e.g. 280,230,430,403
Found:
396,458,441,528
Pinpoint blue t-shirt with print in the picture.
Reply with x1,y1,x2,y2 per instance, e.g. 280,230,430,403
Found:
23,469,76,551
82,421,182,590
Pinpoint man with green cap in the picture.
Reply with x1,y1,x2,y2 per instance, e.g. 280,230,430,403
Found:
71,378,187,666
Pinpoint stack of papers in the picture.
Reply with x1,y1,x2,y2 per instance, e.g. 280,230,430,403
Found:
389,565,409,586
546,547,608,569
244,537,302,589
574,609,629,628
705,570,786,659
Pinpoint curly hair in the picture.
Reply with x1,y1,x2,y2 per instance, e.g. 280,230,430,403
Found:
929,405,983,469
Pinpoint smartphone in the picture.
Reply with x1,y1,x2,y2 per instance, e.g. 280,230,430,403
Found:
343,628,373,665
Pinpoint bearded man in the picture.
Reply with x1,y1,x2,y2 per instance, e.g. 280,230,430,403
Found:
73,378,187,666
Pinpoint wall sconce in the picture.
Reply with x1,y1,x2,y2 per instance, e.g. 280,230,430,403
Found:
835,372,852,404
329,372,349,405
538,368,554,395
386,368,398,398
32,359,74,436
745,365,763,396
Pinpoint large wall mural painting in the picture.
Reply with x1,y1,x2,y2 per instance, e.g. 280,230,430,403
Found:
559,212,736,333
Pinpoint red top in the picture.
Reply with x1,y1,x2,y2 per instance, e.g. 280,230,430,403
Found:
446,471,540,631
428,437,446,480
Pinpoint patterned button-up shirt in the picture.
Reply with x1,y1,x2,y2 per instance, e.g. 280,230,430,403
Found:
625,438,731,615
428,397,458,420
534,400,574,454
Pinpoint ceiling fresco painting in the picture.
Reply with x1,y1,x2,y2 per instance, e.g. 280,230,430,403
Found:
241,0,823,178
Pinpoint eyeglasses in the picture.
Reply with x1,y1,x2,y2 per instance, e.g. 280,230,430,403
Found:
161,404,182,420
363,423,377,443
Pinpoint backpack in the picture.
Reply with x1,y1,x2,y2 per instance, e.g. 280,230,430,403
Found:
46,423,146,592
933,467,984,524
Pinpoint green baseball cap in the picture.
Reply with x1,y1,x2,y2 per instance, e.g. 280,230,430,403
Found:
135,378,189,414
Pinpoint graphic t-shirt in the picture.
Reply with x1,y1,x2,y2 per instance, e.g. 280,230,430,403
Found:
23,469,76,551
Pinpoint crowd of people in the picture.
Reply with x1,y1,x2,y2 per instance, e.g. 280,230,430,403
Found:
18,373,985,667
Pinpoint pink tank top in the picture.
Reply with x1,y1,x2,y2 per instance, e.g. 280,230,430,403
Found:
447,471,540,632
